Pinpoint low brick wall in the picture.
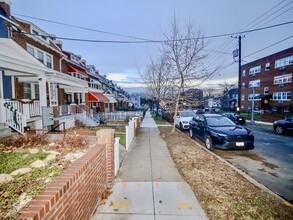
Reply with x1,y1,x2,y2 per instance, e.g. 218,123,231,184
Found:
18,129,115,220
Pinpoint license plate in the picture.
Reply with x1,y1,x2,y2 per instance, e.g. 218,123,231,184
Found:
236,142,244,147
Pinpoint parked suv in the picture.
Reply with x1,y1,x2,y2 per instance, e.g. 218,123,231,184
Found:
189,114,254,150
273,116,293,134
175,110,195,130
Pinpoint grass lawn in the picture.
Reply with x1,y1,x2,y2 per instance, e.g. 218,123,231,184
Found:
151,114,170,125
0,150,48,174
115,133,126,146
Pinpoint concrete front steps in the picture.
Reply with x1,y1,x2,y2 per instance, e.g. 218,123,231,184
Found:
0,123,12,138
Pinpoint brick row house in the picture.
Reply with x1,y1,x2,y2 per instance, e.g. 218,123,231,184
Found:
240,47,293,114
0,0,129,135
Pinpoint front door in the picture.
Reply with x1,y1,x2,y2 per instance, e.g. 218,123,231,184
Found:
1,71,12,99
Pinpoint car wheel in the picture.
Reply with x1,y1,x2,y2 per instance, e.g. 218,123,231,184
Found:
189,129,193,138
205,136,213,150
180,123,183,131
275,125,284,134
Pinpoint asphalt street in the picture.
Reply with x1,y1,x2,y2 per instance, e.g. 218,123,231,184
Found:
221,125,293,202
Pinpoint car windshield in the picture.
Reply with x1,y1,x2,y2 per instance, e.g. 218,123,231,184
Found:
180,111,195,117
206,116,236,127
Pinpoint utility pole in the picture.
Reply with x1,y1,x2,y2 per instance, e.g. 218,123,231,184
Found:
232,35,244,112
237,35,242,112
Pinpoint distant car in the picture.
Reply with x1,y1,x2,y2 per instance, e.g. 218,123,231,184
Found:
194,109,205,114
273,116,293,134
175,110,195,130
189,114,254,150
223,112,246,125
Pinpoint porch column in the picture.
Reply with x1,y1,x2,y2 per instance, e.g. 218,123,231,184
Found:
81,89,86,104
38,76,47,108
71,89,74,104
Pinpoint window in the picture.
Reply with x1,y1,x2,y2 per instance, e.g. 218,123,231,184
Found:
37,51,44,63
27,45,34,56
273,92,291,101
34,84,40,99
241,105,244,109
248,93,260,101
241,94,245,101
273,74,292,85
249,65,261,75
264,87,269,95
23,83,31,99
249,79,260,88
46,54,52,68
265,62,270,71
275,55,293,69
31,27,49,43
242,82,245,88
242,70,246,77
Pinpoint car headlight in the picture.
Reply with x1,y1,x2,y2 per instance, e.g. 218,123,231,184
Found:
210,131,227,137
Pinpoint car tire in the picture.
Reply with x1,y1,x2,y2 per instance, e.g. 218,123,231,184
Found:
205,136,213,150
180,123,183,131
189,129,193,138
275,125,284,134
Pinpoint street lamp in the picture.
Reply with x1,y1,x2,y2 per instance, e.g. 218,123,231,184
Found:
250,87,255,125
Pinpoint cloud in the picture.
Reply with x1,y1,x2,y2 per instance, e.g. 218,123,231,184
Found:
107,73,127,81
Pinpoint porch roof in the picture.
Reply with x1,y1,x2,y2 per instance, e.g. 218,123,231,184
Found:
0,38,54,76
105,95,117,103
68,65,88,77
88,92,109,102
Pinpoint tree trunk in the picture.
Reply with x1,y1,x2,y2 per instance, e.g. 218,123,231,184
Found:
171,90,181,134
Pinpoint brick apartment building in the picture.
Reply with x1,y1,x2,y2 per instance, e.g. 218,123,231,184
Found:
240,47,293,113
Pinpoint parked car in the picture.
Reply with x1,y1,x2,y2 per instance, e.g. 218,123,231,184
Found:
189,114,254,150
273,116,293,134
223,112,246,125
194,109,205,114
175,110,195,130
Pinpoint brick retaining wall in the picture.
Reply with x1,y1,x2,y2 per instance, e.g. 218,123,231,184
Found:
18,129,115,220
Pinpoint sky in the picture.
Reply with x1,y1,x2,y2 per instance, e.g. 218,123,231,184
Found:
10,0,293,93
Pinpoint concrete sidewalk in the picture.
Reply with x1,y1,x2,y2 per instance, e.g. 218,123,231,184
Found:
92,111,208,220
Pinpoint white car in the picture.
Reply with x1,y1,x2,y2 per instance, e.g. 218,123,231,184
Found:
175,111,196,130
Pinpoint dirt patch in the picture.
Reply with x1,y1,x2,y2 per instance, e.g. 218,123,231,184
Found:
158,127,293,220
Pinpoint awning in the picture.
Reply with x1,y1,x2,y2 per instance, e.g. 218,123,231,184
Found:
88,92,109,102
105,95,117,103
68,65,88,77
258,94,272,99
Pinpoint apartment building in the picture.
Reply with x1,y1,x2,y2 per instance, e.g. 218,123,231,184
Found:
240,47,293,113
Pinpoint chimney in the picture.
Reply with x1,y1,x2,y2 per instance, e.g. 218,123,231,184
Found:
0,0,12,17
54,40,63,50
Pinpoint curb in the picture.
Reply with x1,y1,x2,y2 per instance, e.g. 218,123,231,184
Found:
175,129,293,207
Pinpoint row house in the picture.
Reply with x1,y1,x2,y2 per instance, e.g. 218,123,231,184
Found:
0,0,129,135
240,47,293,113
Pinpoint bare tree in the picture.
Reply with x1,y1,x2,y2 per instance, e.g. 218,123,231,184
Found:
162,16,213,133
204,88,216,99
140,54,173,114
219,81,237,111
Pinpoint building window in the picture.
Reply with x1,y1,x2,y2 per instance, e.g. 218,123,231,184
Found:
275,55,293,69
34,84,40,99
273,92,291,101
273,74,292,85
242,82,245,88
27,45,34,56
249,79,260,88
264,87,269,95
31,28,49,43
46,54,52,68
241,105,244,109
265,62,270,71
249,65,261,75
23,83,31,99
241,94,245,101
248,93,260,101
37,51,44,63
242,70,246,77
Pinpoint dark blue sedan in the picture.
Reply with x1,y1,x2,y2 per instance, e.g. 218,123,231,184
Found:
189,114,254,150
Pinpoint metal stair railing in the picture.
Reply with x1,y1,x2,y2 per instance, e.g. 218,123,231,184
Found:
76,105,100,126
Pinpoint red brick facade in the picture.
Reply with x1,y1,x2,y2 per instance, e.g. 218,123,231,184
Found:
18,129,115,220
240,47,293,113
